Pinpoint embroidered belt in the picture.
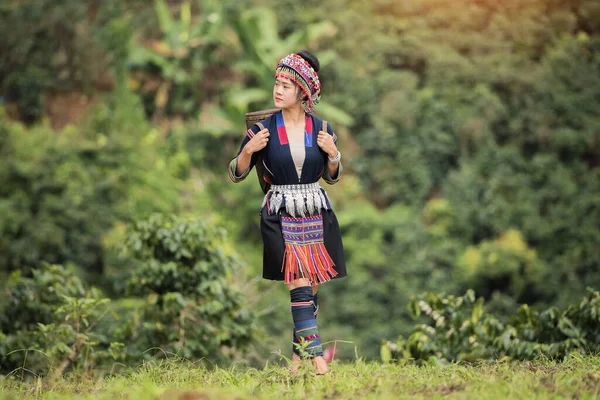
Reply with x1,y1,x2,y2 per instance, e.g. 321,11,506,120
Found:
261,182,331,217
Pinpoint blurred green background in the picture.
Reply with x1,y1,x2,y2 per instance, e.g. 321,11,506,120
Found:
1,0,599,376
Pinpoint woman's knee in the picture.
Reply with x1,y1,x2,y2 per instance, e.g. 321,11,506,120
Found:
286,278,311,291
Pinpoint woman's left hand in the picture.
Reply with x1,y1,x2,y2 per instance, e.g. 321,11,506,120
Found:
317,131,338,158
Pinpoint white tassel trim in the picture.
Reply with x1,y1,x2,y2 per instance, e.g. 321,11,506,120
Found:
261,183,331,217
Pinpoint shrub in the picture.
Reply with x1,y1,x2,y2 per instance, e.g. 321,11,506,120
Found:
118,214,255,362
0,264,117,378
382,288,600,363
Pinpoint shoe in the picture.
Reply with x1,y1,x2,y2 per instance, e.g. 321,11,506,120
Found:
323,343,337,364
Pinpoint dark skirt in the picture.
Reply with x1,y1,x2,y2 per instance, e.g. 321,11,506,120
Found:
260,207,347,282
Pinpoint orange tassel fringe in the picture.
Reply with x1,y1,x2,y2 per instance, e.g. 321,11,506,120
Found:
282,242,338,284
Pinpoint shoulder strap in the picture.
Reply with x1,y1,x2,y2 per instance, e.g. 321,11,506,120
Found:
252,121,270,194
322,120,328,133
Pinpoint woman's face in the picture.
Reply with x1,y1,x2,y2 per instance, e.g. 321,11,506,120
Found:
273,77,302,109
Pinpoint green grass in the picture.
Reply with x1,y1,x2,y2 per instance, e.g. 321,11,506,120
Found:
2,354,600,399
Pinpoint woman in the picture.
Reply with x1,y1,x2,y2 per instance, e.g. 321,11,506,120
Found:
228,50,346,375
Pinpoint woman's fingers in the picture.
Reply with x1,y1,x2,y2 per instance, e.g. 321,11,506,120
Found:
317,132,331,142
256,134,268,150
257,131,269,146
249,130,269,151
317,132,332,149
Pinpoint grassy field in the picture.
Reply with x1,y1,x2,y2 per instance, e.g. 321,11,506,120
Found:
1,354,600,399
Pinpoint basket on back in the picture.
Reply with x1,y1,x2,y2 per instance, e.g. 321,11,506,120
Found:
245,109,280,130
245,109,280,194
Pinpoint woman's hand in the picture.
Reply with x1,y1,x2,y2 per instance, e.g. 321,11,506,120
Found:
243,129,270,155
317,131,338,158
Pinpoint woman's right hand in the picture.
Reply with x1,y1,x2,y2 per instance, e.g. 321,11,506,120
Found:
243,129,270,155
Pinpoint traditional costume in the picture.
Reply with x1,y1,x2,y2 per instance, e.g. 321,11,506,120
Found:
228,52,346,358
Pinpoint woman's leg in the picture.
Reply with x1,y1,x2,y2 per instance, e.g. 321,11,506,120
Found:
287,279,328,375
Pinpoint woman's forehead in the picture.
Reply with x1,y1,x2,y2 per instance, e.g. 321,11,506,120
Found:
276,76,294,85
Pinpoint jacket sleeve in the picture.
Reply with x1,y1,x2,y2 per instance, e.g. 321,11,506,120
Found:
322,123,343,185
228,125,261,183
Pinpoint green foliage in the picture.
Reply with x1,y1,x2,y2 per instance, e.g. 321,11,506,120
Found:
0,0,103,122
128,0,236,120
227,6,350,125
0,0,147,122
255,0,600,361
0,98,185,278
0,265,86,336
456,229,544,302
0,265,117,377
320,201,463,359
1,0,599,369
0,212,257,377
443,147,600,307
383,289,600,363
0,111,119,276
119,214,255,362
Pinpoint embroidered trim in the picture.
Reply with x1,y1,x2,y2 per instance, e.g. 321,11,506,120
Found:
323,162,343,185
245,128,256,139
275,112,313,151
276,113,289,145
228,157,250,182
291,301,315,307
305,116,313,148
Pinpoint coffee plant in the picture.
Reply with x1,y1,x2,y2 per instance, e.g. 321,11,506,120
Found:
382,288,600,363
119,214,255,362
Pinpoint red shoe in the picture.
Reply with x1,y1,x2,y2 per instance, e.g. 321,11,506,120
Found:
323,343,337,364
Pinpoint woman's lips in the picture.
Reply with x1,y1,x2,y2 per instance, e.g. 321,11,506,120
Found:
275,97,282,102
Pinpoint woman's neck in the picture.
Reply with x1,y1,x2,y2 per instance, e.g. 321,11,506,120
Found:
281,105,305,127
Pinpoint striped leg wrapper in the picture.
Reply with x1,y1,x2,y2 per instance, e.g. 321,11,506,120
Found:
281,215,338,284
290,287,323,358
293,292,318,356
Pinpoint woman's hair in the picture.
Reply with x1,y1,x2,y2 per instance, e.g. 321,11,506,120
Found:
294,50,320,101
296,50,320,73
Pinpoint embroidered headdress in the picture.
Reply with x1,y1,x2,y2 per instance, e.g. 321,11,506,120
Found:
275,53,321,113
